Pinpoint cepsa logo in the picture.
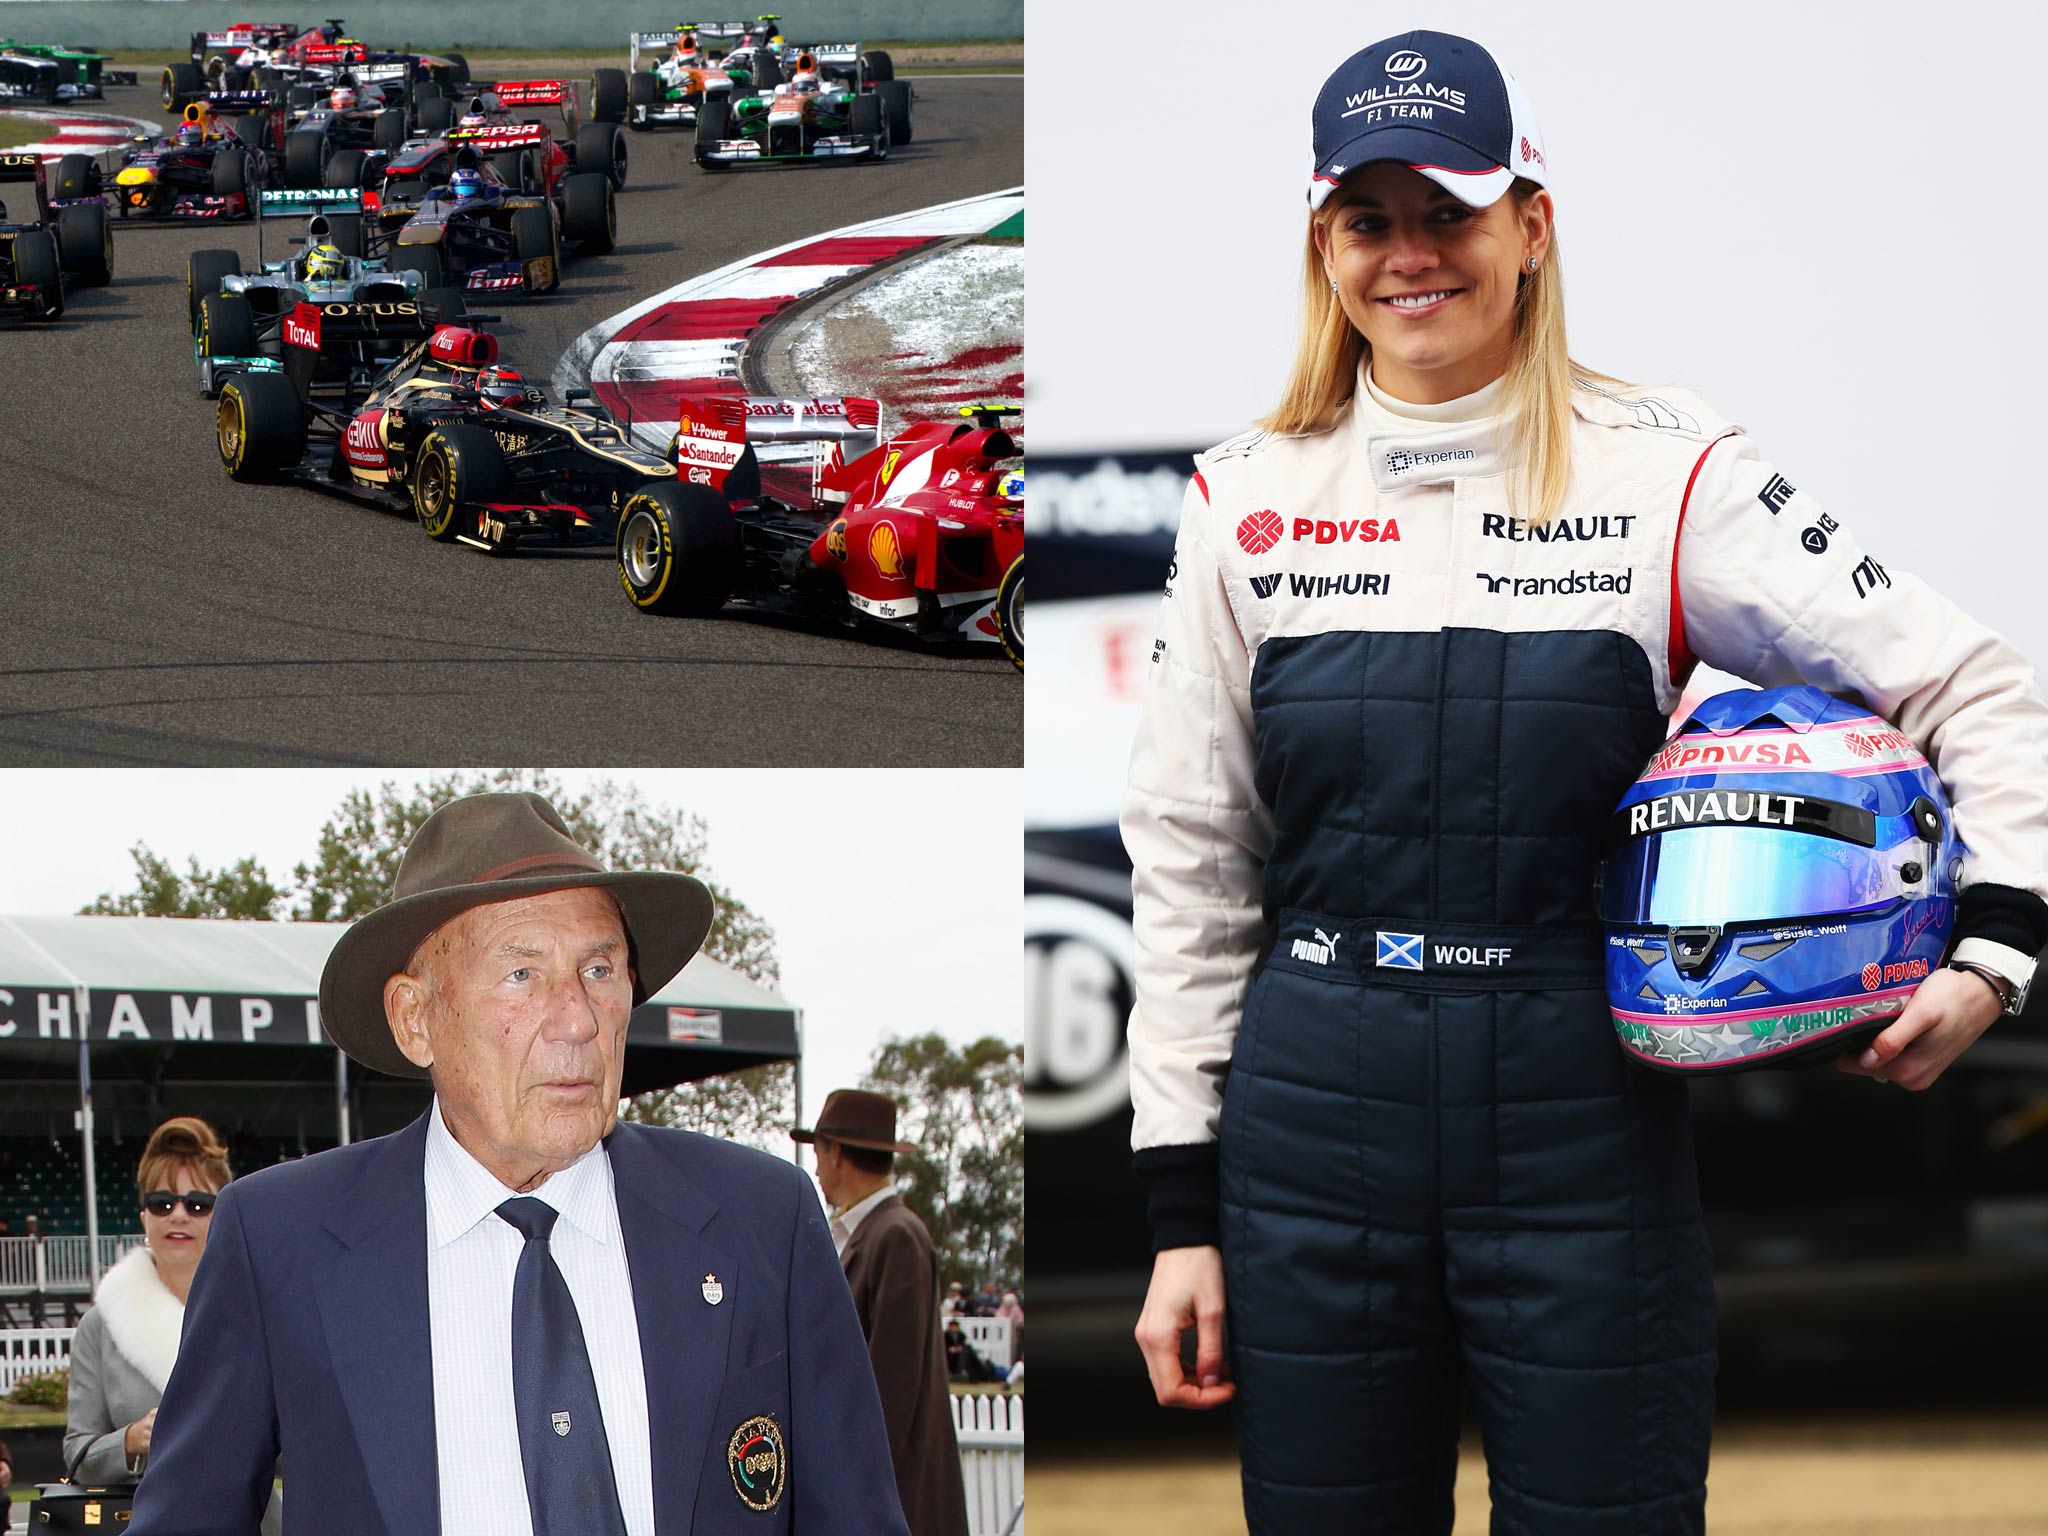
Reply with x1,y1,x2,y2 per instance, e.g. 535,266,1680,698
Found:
1293,516,1400,544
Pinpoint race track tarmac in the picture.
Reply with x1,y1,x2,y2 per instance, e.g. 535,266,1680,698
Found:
0,75,1021,765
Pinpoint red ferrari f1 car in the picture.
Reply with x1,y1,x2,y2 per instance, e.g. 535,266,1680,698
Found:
615,397,1023,667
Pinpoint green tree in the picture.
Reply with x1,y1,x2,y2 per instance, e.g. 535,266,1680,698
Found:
624,1061,794,1156
81,843,285,920
863,1033,1023,1287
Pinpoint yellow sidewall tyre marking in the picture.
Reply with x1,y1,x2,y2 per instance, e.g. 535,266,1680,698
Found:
416,435,460,539
217,387,246,477
620,495,674,608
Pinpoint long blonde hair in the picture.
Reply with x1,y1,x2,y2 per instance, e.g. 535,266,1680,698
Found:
1260,179,1615,526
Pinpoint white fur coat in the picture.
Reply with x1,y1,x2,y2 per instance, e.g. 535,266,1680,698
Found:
91,1243,184,1393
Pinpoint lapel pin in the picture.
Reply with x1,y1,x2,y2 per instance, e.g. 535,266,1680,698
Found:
702,1272,725,1305
552,1411,571,1437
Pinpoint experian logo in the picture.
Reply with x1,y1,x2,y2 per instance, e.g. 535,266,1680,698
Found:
1385,50,1427,80
1385,447,1474,477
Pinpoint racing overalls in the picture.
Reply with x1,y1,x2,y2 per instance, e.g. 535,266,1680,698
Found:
1122,367,2048,1534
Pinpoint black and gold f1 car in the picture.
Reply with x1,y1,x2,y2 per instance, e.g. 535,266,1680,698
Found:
2,151,112,321
213,315,683,553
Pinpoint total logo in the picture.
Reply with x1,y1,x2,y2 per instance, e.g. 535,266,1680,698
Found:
1384,49,1427,79
1292,516,1400,544
1862,957,1929,991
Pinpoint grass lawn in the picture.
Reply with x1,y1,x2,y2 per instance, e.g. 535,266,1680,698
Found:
0,1403,64,1430
0,114,49,151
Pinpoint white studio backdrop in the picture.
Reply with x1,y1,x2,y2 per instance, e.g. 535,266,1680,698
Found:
1027,0,2048,675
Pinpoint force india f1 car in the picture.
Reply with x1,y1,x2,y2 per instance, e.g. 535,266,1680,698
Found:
617,398,1023,667
693,50,910,169
1,152,113,322
212,317,686,555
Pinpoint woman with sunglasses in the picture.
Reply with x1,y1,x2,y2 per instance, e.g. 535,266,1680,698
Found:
64,1117,282,1535
1123,27,2048,1535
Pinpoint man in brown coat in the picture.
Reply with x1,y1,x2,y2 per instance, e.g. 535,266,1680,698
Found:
794,1091,970,1536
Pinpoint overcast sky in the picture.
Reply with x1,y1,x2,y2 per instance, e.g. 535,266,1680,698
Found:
0,768,1023,1164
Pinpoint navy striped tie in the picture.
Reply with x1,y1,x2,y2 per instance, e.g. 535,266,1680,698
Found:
496,1197,630,1536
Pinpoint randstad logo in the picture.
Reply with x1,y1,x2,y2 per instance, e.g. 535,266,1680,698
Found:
1290,928,1341,966
1385,50,1427,80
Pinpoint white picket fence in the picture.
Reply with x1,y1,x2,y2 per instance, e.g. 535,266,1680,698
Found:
952,1315,1016,1370
0,1234,145,1294
0,1326,74,1394
1,1328,1026,1534
952,1392,1023,1536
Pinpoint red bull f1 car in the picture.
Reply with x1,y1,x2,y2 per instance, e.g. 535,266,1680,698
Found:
616,398,1023,666
50,94,286,221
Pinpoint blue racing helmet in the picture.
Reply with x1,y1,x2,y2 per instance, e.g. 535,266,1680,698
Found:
1597,684,1961,1074
176,122,205,148
447,167,483,200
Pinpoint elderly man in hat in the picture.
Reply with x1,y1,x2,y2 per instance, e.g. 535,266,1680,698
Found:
129,792,910,1536
793,1091,968,1536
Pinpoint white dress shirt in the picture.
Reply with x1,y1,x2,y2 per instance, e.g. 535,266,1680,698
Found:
828,1182,897,1257
424,1098,656,1536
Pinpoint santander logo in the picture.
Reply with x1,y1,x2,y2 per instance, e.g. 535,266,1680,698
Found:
1384,49,1427,80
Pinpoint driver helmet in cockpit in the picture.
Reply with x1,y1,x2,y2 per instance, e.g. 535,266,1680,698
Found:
477,366,527,407
790,70,820,93
176,122,206,148
300,242,349,284
329,86,357,112
447,167,484,201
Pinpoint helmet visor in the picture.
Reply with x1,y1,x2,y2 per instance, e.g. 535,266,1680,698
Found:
1597,820,1930,927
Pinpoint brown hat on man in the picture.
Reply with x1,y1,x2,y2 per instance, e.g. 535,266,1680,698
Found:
790,1088,916,1155
317,792,715,1079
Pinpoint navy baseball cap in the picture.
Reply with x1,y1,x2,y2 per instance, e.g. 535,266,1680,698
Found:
1309,31,1547,210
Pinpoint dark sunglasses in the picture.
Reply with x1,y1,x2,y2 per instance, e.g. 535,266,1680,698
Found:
141,1190,216,1218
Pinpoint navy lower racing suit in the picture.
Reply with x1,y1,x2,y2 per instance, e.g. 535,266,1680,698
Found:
1121,369,2048,1534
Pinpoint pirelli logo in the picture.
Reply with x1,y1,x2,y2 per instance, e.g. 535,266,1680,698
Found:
1757,474,1796,513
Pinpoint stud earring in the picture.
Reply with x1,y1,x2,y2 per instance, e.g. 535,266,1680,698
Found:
1527,256,1539,273
1329,276,1338,292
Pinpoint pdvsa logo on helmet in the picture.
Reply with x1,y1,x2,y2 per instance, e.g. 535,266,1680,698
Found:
1384,50,1428,80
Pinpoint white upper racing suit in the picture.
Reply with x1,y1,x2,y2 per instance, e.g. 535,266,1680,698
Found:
1119,365,2048,1534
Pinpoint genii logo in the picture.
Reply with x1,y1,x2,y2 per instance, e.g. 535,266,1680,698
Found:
1384,49,1427,80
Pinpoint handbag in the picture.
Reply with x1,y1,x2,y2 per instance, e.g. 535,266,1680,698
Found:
28,1439,138,1530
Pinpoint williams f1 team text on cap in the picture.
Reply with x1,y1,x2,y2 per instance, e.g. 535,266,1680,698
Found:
1310,30,1548,210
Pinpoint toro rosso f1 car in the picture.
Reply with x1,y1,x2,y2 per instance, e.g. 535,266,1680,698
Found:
617,398,1023,666
1,152,113,322
213,317,684,554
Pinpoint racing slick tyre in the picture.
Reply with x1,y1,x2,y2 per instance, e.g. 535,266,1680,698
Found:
420,285,467,320
161,61,202,108
863,49,895,82
416,95,455,134
995,553,1024,670
10,231,62,320
617,483,738,617
412,424,509,544
51,153,93,203
322,212,365,258
560,173,615,255
445,55,472,86
574,122,629,190
187,248,240,326
413,79,444,105
752,52,783,90
374,108,407,153
287,84,320,110
196,292,258,371
511,206,559,289
389,244,445,289
850,94,886,159
878,80,912,145
590,67,628,124
285,131,329,189
324,149,370,189
55,202,113,286
222,67,252,92
628,71,659,129
490,150,537,194
694,99,730,170
212,146,252,199
216,371,305,481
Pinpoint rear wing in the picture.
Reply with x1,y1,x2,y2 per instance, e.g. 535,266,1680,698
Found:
448,121,552,150
255,186,363,262
0,151,47,223
672,393,882,496
280,296,435,397
488,79,577,132
193,23,299,64
203,88,278,114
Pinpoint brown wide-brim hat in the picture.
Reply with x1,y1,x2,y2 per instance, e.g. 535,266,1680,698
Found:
318,791,715,1079
790,1087,916,1155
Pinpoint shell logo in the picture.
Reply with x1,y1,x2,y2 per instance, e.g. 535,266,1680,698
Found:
869,519,903,577
825,519,848,562
680,416,693,437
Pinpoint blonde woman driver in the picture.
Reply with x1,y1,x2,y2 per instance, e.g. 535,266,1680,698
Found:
1123,30,2048,1535
64,1118,282,1536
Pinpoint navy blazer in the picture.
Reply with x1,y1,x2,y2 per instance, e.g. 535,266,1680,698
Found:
129,1113,912,1536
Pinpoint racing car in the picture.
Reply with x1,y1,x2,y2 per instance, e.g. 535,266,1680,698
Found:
0,38,135,102
281,77,413,186
168,20,473,107
694,53,903,169
1,151,113,322
610,24,762,131
616,398,1023,666
212,317,687,555
49,95,286,221
186,188,464,394
371,149,614,296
